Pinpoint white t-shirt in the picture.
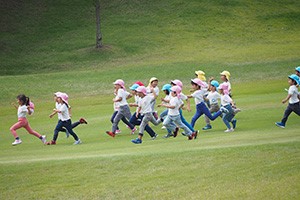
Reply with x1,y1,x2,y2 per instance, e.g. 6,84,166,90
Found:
180,93,188,101
114,91,130,111
191,90,205,105
201,81,209,95
116,88,129,106
207,91,221,105
163,94,171,105
138,95,156,114
221,94,232,106
168,96,182,116
18,105,28,118
288,85,299,104
57,103,70,121
146,86,159,97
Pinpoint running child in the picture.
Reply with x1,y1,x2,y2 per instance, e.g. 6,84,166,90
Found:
106,79,135,137
159,86,197,140
275,74,300,128
219,83,237,132
48,92,82,145
52,92,87,138
146,77,160,119
187,78,228,129
131,86,161,144
10,94,46,146
202,80,221,130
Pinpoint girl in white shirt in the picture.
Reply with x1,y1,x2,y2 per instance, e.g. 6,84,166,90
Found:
275,74,300,128
159,86,197,140
49,93,81,145
10,94,46,146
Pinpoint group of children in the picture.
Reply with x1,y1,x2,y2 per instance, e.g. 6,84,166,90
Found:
275,67,300,128
106,70,239,144
9,67,299,146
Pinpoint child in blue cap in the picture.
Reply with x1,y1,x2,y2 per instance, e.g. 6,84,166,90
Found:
275,74,300,128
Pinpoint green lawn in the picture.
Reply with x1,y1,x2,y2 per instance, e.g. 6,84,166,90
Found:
0,0,300,199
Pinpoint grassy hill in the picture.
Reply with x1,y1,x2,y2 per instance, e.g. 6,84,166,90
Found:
0,0,299,199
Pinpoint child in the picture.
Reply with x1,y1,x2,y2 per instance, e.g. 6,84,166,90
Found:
203,80,221,130
53,92,87,138
131,86,161,144
146,77,159,119
111,85,136,134
159,86,197,140
219,83,237,132
129,84,158,140
188,78,227,129
275,74,300,128
10,94,46,146
48,92,82,145
106,79,135,137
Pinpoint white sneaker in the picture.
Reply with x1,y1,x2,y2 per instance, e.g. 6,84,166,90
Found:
12,139,22,146
115,129,121,134
74,139,82,145
220,107,229,113
224,128,234,133
41,135,47,144
131,127,137,135
161,126,166,129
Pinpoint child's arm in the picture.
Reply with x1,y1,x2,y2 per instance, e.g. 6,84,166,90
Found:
136,107,141,118
49,109,60,118
27,106,32,115
11,103,18,109
158,103,175,109
129,103,138,107
68,107,72,118
282,94,292,104
113,97,122,102
161,98,170,103
185,98,191,112
150,87,157,99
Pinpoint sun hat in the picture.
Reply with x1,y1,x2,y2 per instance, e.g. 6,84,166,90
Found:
171,86,182,97
148,77,158,86
295,66,300,73
195,70,206,81
218,83,230,95
56,92,69,105
135,81,144,86
136,86,147,95
210,80,219,88
289,74,300,85
130,83,140,90
161,84,172,92
191,78,206,88
220,70,231,81
54,92,63,96
113,79,125,89
171,79,183,88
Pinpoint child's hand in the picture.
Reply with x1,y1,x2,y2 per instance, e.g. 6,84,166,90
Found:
209,77,214,82
282,99,287,104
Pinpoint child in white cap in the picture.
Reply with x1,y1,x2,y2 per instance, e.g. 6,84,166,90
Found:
106,79,135,137
131,86,161,144
48,92,82,145
10,94,47,146
275,74,300,128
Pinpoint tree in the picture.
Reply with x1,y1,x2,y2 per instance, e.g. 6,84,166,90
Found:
95,0,102,48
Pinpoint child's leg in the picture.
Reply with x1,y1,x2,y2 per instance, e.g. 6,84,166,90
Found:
63,120,79,141
200,102,222,121
173,115,192,136
204,104,220,125
191,104,204,128
112,109,125,133
293,102,300,116
179,109,195,132
23,121,42,138
121,116,135,129
71,121,81,129
281,104,293,125
129,112,141,126
53,120,64,141
111,111,119,130
163,116,176,132
10,119,26,139
139,114,152,134
144,124,156,137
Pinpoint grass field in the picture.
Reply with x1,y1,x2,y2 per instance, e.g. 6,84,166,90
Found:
1,0,300,199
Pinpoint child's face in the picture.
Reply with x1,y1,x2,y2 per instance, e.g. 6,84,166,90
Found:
151,80,158,88
191,83,199,90
218,89,224,95
17,99,22,105
53,95,57,102
57,97,63,104
114,84,120,90
163,90,168,94
288,78,295,86
131,90,136,95
137,92,144,98
171,91,177,97
221,75,227,82
210,85,216,91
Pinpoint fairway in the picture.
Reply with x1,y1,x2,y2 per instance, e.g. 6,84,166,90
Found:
1,0,300,199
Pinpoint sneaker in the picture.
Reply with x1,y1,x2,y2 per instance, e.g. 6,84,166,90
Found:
106,131,115,137
79,118,88,124
173,127,179,138
131,138,142,144
131,127,137,135
202,124,212,130
12,139,22,146
74,139,82,145
232,119,237,129
220,107,229,114
151,134,158,140
161,126,166,129
275,122,285,128
224,128,234,133
41,135,47,144
115,129,121,134
65,129,70,138
163,133,174,138
46,140,56,145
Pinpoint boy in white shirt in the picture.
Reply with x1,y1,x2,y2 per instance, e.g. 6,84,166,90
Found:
275,74,300,128
131,86,161,144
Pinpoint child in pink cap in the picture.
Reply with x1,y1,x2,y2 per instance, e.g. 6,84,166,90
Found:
219,83,237,132
106,79,135,137
10,94,46,146
159,86,197,140
48,92,82,145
